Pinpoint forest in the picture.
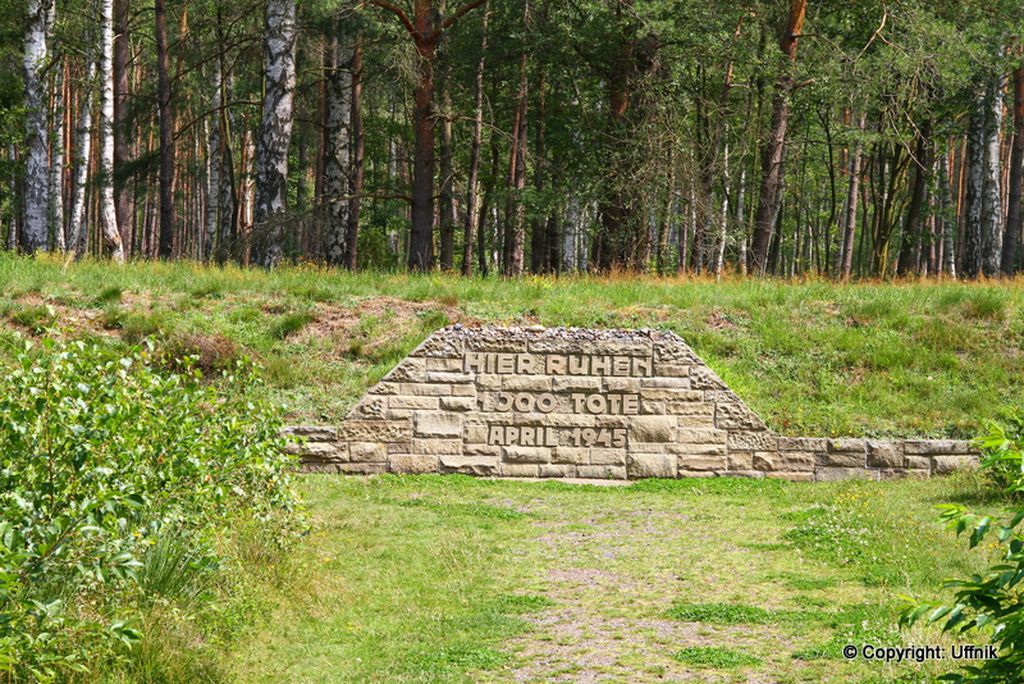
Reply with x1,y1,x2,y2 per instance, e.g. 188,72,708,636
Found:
2,0,1023,278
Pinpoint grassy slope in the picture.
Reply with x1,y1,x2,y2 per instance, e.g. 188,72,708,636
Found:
1,254,1022,437
228,473,1002,683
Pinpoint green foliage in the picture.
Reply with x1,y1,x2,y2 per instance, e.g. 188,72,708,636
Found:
900,417,1024,682
665,602,775,625
671,646,761,668
0,338,298,681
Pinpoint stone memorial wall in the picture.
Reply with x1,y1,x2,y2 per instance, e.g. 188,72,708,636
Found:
287,326,978,482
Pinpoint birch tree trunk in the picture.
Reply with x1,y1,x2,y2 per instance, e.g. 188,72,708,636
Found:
99,0,125,261
963,88,987,278
205,62,223,261
22,0,51,252
253,0,297,267
324,27,352,267
69,59,96,258
940,151,956,277
980,74,1005,277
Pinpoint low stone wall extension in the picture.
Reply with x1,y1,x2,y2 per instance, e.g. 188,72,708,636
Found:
284,326,979,482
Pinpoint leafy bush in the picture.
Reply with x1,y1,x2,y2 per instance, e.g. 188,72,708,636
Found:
900,414,1024,682
0,338,298,681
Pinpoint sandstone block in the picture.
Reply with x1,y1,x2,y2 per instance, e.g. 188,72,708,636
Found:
678,454,728,471
440,397,476,412
777,451,815,471
465,444,502,457
715,403,767,430
866,441,903,468
552,377,601,392
827,438,866,453
653,340,700,363
727,431,777,452
502,375,552,392
766,471,814,482
815,467,878,482
677,469,718,478
475,374,502,390
932,455,979,474
499,463,539,478
349,442,387,462
451,383,477,397
383,357,426,381
425,356,462,372
540,464,576,478
411,438,462,455
502,447,551,463
631,416,677,442
641,400,667,414
815,452,865,468
351,398,386,419
292,441,347,462
653,363,690,377
643,389,703,402
604,377,642,393
904,440,975,456
676,427,728,444
412,335,463,358
440,456,499,477
725,452,753,470
388,396,439,410
627,453,677,479
576,464,627,480
389,455,439,474
778,437,828,452
413,413,463,437
590,449,627,466
666,443,726,456
426,371,473,384
552,447,588,464
642,377,692,389
689,366,728,390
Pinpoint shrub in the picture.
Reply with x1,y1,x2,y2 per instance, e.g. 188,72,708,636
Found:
900,415,1024,682
0,338,299,681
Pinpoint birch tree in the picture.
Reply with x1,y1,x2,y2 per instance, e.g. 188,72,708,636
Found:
99,0,125,261
324,26,353,266
22,0,51,252
253,0,297,267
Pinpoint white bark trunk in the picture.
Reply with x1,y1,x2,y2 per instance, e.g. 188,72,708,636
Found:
69,58,95,258
205,62,222,260
22,0,51,252
253,0,297,267
981,74,1005,276
99,0,125,261
324,30,352,266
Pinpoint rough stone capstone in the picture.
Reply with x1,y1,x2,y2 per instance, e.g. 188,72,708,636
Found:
285,326,979,482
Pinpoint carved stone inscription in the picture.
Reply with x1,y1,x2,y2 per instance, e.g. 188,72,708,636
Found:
474,349,644,449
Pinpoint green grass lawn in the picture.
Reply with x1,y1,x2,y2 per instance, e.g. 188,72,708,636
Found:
224,473,1002,683
1,254,1022,438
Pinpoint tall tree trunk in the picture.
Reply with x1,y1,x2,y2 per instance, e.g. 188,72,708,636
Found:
155,0,175,257
939,151,956,277
205,61,223,261
346,35,364,270
964,95,986,278
503,4,529,278
408,5,437,271
437,18,456,271
22,0,50,252
99,0,125,261
897,119,932,275
324,27,352,266
462,1,488,276
750,0,806,274
49,42,65,251
113,0,133,249
981,73,1006,276
1002,64,1023,275
253,0,297,267
69,58,96,257
839,112,865,281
